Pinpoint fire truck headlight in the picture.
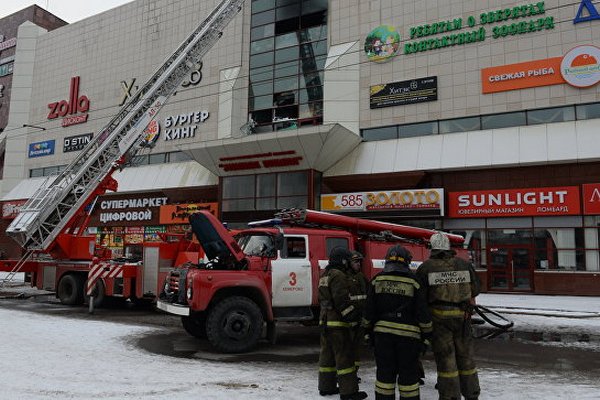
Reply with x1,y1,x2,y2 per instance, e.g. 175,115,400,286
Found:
187,287,193,300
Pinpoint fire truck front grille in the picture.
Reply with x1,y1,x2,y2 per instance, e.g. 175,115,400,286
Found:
160,269,188,305
167,273,180,293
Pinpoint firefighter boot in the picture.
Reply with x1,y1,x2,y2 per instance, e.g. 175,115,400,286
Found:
340,391,368,400
319,388,340,396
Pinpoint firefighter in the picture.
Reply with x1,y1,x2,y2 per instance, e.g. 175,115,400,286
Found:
364,244,432,400
318,246,368,400
416,232,481,400
348,251,368,379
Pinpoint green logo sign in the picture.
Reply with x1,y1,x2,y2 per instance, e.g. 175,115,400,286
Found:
364,2,553,58
364,25,401,62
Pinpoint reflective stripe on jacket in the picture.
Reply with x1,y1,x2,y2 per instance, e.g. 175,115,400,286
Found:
364,264,431,340
319,267,360,328
416,251,480,319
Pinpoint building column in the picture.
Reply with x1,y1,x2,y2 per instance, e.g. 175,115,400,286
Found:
323,41,360,134
218,66,242,139
0,21,47,197
584,225,600,272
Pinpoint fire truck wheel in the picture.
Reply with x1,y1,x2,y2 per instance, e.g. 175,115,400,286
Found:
84,280,106,308
206,296,263,353
181,314,207,338
57,274,84,305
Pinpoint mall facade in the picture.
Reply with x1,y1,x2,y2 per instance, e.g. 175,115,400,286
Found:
1,0,600,294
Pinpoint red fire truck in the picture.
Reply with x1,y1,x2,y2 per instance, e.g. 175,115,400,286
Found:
0,0,246,306
157,208,468,353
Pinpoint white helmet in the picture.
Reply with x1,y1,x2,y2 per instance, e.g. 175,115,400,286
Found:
430,232,450,251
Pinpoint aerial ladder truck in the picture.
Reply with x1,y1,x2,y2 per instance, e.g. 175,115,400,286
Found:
0,0,247,306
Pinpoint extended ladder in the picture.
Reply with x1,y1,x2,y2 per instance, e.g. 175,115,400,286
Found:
0,250,33,289
6,0,246,252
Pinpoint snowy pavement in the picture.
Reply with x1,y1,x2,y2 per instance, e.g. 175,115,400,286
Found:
4,272,599,340
478,293,600,315
3,271,600,344
475,293,600,347
1,275,600,399
0,307,599,400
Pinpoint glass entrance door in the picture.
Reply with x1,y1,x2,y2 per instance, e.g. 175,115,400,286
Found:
488,245,533,291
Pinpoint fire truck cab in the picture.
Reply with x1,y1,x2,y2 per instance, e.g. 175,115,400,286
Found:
157,209,467,353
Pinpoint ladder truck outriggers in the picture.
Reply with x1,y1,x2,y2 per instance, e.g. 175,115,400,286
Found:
0,0,247,307
157,208,468,353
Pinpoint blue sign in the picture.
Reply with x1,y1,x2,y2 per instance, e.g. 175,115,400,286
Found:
28,140,55,158
574,0,600,24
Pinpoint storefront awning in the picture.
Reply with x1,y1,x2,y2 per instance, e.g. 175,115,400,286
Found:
0,177,51,201
1,161,216,201
177,123,362,176
112,161,216,192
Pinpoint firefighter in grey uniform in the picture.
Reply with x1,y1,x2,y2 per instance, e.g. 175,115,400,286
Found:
364,245,432,400
318,247,368,400
416,232,481,400
348,251,368,378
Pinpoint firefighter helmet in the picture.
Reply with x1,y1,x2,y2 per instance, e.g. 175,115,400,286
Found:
430,232,451,251
385,245,412,266
329,247,353,268
351,251,363,262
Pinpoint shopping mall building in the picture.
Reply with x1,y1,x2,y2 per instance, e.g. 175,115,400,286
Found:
1,0,600,294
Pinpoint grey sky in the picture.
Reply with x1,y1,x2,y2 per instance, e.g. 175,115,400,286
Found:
0,1,134,23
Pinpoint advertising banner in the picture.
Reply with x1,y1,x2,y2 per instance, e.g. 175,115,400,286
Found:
448,186,580,218
370,76,437,109
124,226,144,244
321,189,444,215
0,62,14,77
574,0,600,24
63,133,93,153
89,192,167,227
28,140,55,158
364,25,401,63
482,44,600,93
159,203,219,224
582,183,600,215
2,200,26,219
97,227,123,248
47,76,90,128
144,226,166,242
560,45,600,88
0,37,16,51
481,57,564,93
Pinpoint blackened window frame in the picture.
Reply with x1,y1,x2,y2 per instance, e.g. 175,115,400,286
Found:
249,0,327,132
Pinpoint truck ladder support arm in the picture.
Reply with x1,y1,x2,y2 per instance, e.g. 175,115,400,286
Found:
275,209,465,245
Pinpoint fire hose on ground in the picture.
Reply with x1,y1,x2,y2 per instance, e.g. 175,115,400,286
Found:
471,305,515,339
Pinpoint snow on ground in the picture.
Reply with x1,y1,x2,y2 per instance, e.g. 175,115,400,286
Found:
477,293,600,344
0,308,599,400
0,272,24,281
2,274,600,398
0,273,52,298
478,293,600,314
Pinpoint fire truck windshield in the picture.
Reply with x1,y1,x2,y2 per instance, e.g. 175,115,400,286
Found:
236,234,276,257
